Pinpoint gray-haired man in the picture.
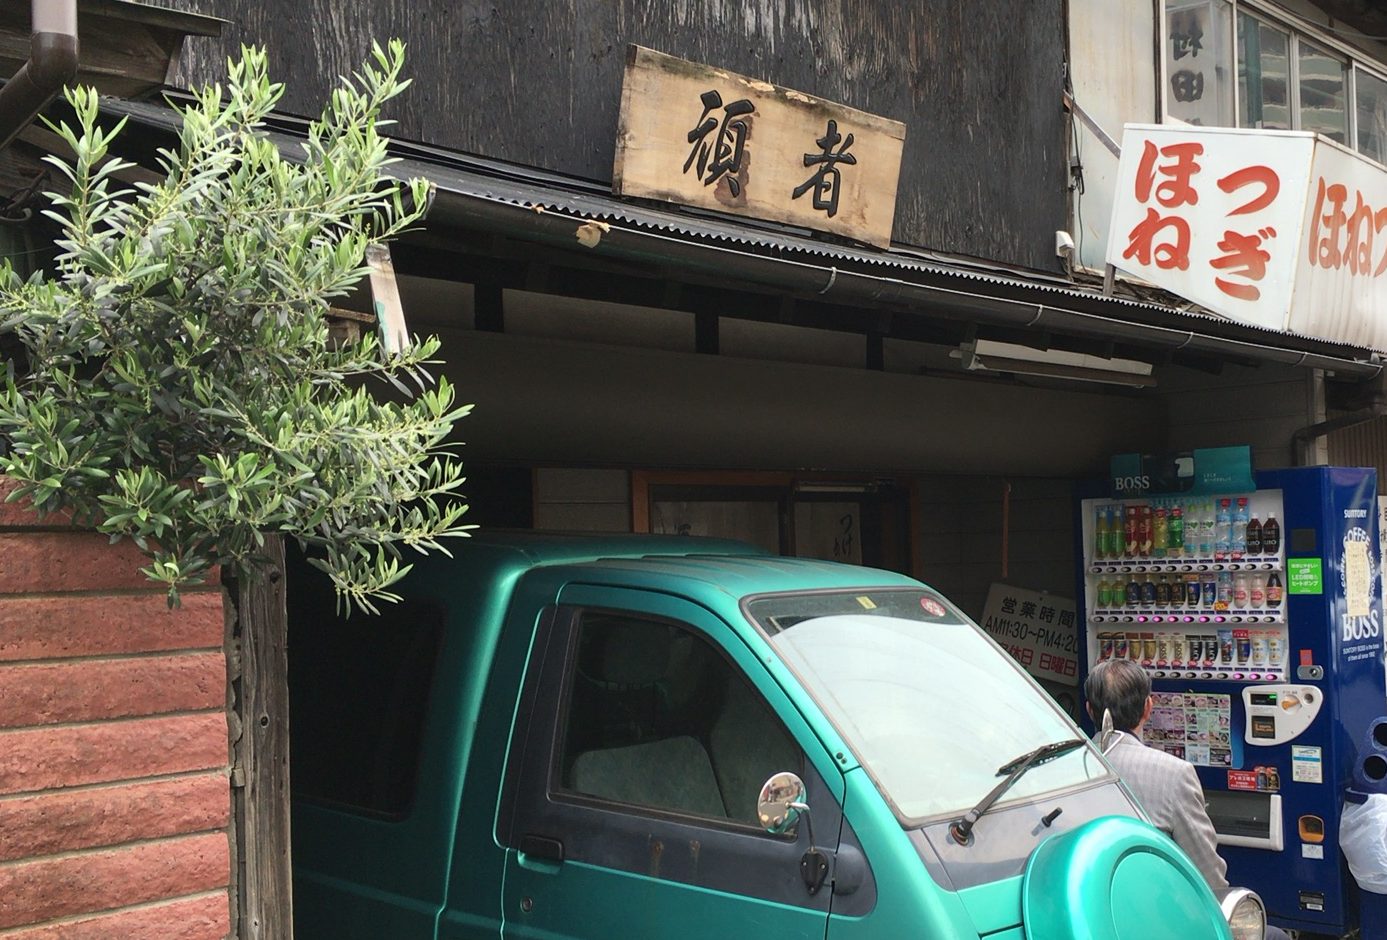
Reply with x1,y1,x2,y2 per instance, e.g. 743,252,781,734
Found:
1085,658,1228,889
1085,659,1290,940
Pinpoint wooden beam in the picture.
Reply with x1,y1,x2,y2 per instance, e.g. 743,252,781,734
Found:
230,539,293,940
17,124,164,187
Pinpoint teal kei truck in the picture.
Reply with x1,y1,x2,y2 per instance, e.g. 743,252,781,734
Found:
287,533,1263,940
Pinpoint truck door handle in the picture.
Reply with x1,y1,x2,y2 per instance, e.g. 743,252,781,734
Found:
519,834,565,863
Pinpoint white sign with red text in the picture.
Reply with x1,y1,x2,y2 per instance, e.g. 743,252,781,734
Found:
1289,141,1387,350
980,583,1079,686
1107,124,1387,351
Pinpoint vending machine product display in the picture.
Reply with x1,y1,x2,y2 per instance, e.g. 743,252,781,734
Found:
1077,466,1385,937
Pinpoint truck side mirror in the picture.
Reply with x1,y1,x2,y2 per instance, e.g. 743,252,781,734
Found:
758,771,829,895
757,771,806,834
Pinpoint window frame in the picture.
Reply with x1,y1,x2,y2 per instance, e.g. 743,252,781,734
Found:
1352,63,1387,166
547,605,806,831
497,596,871,914
1160,0,1387,168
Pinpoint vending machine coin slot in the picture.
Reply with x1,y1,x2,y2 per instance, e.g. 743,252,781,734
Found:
1299,815,1325,844
1243,684,1323,745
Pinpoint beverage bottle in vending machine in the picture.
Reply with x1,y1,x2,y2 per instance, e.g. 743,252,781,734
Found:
1233,572,1249,608
1184,574,1200,607
1201,572,1217,608
1232,498,1249,559
1104,507,1122,558
1093,506,1108,560
1215,499,1232,559
1168,506,1184,557
1124,505,1139,557
1141,575,1158,607
1249,574,1265,608
1152,508,1168,559
1138,505,1154,557
1262,513,1281,554
1155,575,1171,606
1126,575,1141,607
1246,512,1262,555
1266,572,1283,608
1096,579,1110,608
1217,571,1234,609
1199,501,1216,556
1183,501,1199,555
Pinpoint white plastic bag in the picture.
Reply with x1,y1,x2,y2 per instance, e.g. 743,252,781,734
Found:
1341,795,1387,894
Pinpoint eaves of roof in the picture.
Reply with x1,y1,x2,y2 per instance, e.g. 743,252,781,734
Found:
96,94,1385,380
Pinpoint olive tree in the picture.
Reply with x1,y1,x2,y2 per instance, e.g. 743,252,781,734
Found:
0,42,471,613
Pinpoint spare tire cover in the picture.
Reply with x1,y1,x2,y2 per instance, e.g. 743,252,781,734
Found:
1021,815,1232,940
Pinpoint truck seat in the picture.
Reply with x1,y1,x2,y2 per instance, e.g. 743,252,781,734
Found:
571,735,728,818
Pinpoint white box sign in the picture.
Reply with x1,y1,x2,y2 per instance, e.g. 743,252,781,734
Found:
980,583,1079,686
1107,124,1387,351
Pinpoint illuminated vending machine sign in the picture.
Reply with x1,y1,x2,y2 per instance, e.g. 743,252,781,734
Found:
1106,124,1387,351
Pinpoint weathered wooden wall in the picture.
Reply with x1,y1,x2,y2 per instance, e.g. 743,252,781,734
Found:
172,0,1068,270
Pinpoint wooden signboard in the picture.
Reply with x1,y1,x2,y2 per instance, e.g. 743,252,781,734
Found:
614,45,906,248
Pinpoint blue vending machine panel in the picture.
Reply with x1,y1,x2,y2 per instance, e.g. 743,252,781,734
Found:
1077,467,1384,937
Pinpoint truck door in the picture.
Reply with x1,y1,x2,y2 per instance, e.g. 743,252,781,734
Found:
498,585,843,940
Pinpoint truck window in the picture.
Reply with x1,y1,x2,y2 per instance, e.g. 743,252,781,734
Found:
287,585,443,819
555,611,801,824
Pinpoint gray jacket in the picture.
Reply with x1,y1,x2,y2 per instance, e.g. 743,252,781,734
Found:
1103,731,1230,892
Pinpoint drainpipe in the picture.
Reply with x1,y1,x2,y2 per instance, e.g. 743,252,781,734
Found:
0,0,78,153
1290,403,1387,467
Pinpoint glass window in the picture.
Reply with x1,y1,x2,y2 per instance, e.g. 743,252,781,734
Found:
1165,0,1234,126
557,611,802,824
1357,68,1387,164
1237,13,1290,130
747,590,1109,823
1298,38,1348,143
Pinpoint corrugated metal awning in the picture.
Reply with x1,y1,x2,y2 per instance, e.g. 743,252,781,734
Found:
95,95,1386,380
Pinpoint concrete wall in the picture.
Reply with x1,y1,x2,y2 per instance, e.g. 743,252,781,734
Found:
0,479,232,939
1161,362,1324,469
441,329,1164,476
913,475,1077,621
533,468,631,532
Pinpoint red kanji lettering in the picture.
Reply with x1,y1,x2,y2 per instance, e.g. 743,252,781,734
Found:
1136,139,1203,208
1375,208,1387,276
1217,164,1279,215
1344,192,1380,276
1210,228,1275,300
1124,208,1192,270
1308,178,1350,270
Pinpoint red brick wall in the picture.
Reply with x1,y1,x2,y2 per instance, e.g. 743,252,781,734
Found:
0,478,232,938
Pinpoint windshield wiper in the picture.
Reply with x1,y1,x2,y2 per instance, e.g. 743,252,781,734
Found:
948,738,1087,844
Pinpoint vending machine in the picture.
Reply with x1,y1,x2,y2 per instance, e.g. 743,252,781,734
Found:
1077,465,1385,937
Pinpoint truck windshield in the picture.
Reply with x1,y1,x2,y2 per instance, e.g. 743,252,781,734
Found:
746,589,1108,824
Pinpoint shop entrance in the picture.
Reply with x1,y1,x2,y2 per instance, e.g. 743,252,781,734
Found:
631,471,913,574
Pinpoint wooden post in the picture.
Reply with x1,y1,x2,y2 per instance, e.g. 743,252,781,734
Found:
231,537,293,939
